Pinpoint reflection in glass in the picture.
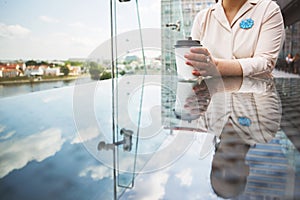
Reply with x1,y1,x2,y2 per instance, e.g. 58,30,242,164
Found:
207,76,289,199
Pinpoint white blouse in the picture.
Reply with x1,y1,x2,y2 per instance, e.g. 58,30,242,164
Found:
191,0,285,76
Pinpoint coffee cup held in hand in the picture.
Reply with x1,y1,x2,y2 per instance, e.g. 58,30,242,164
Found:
175,37,202,81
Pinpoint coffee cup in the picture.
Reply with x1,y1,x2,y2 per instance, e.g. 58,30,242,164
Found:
175,37,202,81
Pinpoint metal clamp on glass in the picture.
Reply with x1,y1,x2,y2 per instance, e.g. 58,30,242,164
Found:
98,128,133,152
166,20,181,32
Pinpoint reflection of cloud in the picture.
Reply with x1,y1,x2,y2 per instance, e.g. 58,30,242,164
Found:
79,165,111,181
126,171,169,200
42,96,61,103
175,168,193,186
0,125,5,133
71,127,99,144
0,23,30,39
128,84,161,128
0,130,16,140
0,128,64,178
0,125,16,141
0,125,15,140
39,15,60,23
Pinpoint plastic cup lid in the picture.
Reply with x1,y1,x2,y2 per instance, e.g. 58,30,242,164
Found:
175,37,202,48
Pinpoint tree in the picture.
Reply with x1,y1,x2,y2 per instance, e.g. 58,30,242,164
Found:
89,68,101,80
60,66,70,76
40,61,49,66
119,70,126,76
88,61,105,80
65,60,83,66
100,71,112,80
25,60,38,66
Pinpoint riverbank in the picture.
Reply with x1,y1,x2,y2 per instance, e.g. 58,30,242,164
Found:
0,75,89,85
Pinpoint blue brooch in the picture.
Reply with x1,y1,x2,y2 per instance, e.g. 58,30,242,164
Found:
239,18,254,29
238,117,251,127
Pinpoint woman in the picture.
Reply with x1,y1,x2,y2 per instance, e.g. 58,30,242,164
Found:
285,53,294,73
293,53,300,74
184,0,285,77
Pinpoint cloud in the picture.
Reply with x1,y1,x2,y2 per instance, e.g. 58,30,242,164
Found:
68,21,102,34
139,0,160,28
0,128,65,178
136,0,160,16
70,36,95,47
39,15,60,23
68,21,85,29
51,31,101,47
0,23,30,39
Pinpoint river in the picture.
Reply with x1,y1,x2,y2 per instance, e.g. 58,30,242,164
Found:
0,77,94,98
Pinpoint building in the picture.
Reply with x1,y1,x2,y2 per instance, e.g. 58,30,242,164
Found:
243,134,298,199
282,21,300,58
161,0,215,126
24,66,44,76
44,67,60,76
0,63,25,78
161,0,215,75
68,66,81,76
1,69,19,78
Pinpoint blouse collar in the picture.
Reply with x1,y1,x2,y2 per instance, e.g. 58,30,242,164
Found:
212,0,259,10
211,0,258,30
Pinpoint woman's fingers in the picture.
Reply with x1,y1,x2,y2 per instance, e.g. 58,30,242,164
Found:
186,59,210,75
184,47,211,71
192,70,201,76
184,47,220,76
192,69,208,76
190,47,209,54
184,52,208,63
186,59,210,68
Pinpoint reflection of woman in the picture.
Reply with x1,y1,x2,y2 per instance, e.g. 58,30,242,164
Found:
185,0,285,77
202,76,281,140
204,76,281,199
173,76,281,198
211,123,251,199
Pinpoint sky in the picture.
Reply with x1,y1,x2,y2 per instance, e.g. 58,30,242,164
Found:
0,0,161,61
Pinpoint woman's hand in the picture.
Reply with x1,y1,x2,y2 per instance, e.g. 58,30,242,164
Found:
184,47,220,77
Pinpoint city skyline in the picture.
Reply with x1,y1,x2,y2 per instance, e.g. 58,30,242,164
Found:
0,0,160,61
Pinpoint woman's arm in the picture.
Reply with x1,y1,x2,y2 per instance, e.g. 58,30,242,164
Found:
237,5,285,76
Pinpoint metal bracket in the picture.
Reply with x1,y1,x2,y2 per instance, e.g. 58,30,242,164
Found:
98,128,133,152
166,20,181,32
